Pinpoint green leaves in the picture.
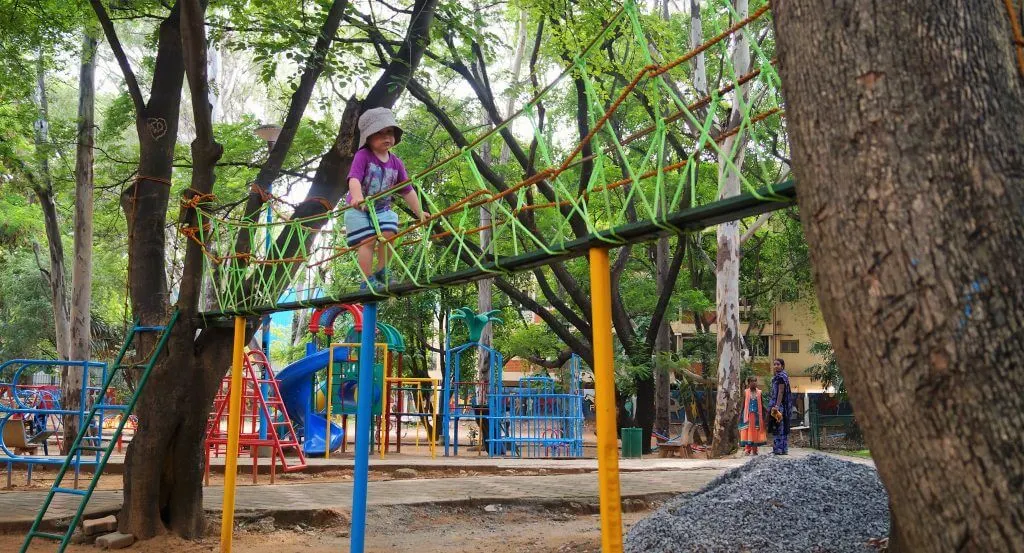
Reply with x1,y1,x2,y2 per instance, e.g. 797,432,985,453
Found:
808,340,846,400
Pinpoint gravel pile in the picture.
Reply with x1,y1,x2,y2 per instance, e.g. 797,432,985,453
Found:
625,454,889,553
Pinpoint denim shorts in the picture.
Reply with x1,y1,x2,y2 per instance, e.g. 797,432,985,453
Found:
344,208,399,246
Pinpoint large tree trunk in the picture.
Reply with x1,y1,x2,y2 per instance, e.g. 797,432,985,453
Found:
474,0,494,397
653,238,672,438
651,0,673,442
32,52,71,360
115,1,192,538
774,1,1024,550
710,0,750,457
65,28,99,452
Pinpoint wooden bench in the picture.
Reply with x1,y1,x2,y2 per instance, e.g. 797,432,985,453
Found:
658,441,691,458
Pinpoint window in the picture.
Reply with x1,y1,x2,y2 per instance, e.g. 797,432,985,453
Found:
747,335,769,358
780,340,800,354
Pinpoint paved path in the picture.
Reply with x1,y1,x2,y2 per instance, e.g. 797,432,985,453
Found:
5,452,751,474
0,468,722,531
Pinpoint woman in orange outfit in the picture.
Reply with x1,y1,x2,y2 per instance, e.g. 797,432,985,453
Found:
738,376,768,455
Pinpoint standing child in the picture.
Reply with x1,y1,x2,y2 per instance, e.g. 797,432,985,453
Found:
738,376,767,455
345,107,428,289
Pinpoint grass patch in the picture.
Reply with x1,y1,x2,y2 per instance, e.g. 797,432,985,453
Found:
840,449,871,459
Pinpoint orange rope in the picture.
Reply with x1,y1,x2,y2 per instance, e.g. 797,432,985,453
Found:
250,183,273,203
1004,0,1024,78
181,190,218,209
305,196,334,212
136,175,173,186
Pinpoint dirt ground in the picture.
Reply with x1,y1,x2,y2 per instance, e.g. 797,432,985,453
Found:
6,503,650,553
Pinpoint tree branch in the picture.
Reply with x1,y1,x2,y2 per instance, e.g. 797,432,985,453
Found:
494,277,591,364
89,0,146,116
549,263,592,317
526,349,574,369
364,0,438,107
234,0,349,259
645,237,688,347
609,244,638,349
533,269,592,336
740,212,772,245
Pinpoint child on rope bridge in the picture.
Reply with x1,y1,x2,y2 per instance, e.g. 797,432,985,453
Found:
345,107,428,290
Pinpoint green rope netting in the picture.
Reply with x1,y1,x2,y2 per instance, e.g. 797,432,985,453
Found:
185,0,789,316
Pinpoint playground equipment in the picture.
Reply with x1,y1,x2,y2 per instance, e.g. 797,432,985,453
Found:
20,314,179,552
275,304,402,457
378,321,437,458
441,308,502,457
489,357,585,458
277,348,348,456
380,376,439,458
442,309,584,458
204,348,306,484
1,361,112,488
23,1,795,551
324,341,387,457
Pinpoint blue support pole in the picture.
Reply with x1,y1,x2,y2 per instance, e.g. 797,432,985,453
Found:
350,301,378,553
258,180,273,442
441,350,451,457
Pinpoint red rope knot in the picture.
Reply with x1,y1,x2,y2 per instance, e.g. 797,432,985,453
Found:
181,188,218,209
250,183,274,203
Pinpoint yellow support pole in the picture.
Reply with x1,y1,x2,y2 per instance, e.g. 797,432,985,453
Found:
431,381,439,458
220,316,246,553
380,354,388,459
326,345,334,459
589,247,623,553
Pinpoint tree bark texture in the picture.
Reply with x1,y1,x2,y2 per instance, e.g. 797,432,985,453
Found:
654,238,672,437
710,0,750,458
65,28,99,452
110,1,194,538
774,1,1024,550
33,54,71,361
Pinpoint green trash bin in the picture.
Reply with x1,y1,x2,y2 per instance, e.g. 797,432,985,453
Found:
621,427,642,458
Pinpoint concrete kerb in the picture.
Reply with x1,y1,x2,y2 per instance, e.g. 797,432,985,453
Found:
0,506,120,535
5,457,733,477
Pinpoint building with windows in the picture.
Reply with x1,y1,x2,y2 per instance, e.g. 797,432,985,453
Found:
670,300,831,394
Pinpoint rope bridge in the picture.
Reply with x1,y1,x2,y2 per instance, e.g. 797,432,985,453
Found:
185,0,793,319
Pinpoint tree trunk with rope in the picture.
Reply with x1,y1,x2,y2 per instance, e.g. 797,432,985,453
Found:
96,0,439,539
775,1,1024,550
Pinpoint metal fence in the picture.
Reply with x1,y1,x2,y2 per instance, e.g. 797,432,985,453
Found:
488,376,583,458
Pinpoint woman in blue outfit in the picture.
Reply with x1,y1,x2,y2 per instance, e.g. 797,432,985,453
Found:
768,358,792,455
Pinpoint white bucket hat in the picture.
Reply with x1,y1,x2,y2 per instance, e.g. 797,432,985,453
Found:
358,107,403,149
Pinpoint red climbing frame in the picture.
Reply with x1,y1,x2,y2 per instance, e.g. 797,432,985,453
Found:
204,349,306,484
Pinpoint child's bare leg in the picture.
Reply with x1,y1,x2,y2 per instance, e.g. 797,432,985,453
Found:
375,231,396,273
357,240,375,278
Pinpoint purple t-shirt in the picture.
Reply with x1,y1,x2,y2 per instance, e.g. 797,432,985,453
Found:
346,148,411,212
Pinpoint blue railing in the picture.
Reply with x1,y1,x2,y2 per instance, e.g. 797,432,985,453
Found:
0,359,113,472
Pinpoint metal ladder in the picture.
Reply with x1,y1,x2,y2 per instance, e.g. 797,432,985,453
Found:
20,311,180,553
204,348,306,482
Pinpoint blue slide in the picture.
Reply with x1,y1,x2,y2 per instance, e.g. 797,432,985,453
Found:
276,348,346,456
